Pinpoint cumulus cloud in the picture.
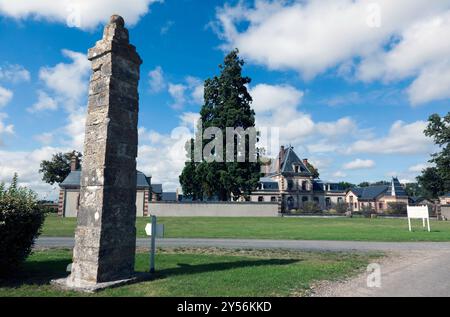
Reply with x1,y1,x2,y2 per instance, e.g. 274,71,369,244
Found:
0,0,162,30
249,83,360,153
0,64,30,83
347,120,433,155
148,66,166,93
27,90,58,113
343,159,375,170
0,86,13,107
38,49,90,111
0,113,14,144
168,76,204,109
214,0,450,104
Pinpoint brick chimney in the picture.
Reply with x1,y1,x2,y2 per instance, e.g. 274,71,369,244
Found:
302,158,309,167
70,154,79,171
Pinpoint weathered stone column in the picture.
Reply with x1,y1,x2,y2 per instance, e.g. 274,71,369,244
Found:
58,15,143,290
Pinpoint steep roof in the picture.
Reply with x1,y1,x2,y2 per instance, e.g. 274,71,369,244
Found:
268,146,312,177
60,170,151,189
348,185,389,200
151,184,163,194
386,177,408,197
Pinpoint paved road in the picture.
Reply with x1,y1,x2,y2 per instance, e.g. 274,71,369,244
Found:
35,237,450,252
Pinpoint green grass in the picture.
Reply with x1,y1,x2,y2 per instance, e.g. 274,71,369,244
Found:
0,248,380,297
42,214,450,242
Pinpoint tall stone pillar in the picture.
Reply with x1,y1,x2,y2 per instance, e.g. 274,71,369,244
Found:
55,15,143,291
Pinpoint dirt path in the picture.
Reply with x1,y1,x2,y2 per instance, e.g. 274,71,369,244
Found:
311,250,450,297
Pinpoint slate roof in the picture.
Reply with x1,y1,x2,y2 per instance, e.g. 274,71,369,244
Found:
151,184,163,194
386,177,408,197
258,177,279,191
348,185,389,201
161,192,178,201
60,170,151,189
313,181,346,193
268,146,312,177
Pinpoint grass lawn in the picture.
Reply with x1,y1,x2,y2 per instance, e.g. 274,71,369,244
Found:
0,248,380,297
42,215,450,242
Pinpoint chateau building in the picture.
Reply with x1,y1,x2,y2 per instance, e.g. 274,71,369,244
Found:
345,177,409,213
250,146,346,212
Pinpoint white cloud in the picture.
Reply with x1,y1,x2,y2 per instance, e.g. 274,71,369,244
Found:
249,83,360,152
168,76,204,109
215,0,450,104
168,83,187,110
0,64,30,83
27,90,58,113
408,163,432,173
0,113,14,144
343,159,375,170
347,120,434,155
0,86,13,107
160,20,174,35
38,49,90,111
148,66,165,93
0,0,162,30
333,171,347,178
34,132,54,145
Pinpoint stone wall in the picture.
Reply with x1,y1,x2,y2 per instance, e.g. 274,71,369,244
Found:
441,205,450,220
148,202,279,217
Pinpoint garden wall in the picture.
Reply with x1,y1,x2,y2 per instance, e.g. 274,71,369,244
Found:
148,202,280,217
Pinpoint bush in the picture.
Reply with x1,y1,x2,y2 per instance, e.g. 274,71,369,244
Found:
361,205,375,218
330,202,348,214
0,174,46,275
386,202,407,215
300,202,322,213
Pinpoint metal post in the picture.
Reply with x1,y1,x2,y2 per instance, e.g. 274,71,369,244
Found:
150,215,156,273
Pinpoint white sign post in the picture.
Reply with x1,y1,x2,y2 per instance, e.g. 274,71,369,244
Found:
145,215,165,273
407,205,431,232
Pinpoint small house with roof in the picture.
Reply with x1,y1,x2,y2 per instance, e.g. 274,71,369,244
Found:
58,156,164,217
345,177,409,213
440,193,450,206
250,146,346,212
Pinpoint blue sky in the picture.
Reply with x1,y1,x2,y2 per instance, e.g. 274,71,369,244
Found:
0,0,449,199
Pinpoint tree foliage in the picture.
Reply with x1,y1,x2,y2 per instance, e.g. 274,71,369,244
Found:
39,151,82,185
179,50,261,201
417,112,450,198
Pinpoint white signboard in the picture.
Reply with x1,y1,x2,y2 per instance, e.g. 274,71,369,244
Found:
407,205,430,232
145,223,165,238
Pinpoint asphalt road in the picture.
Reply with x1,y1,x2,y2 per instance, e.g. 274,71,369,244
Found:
35,237,450,252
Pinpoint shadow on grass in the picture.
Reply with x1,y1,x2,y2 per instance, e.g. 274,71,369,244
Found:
0,259,71,288
1,258,300,289
152,258,301,280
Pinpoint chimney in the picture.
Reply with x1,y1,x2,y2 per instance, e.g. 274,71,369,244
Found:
70,154,79,171
278,146,285,173
303,158,309,167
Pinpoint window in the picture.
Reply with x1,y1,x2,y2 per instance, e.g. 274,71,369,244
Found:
354,203,357,208
302,196,308,202
379,203,383,210
338,197,343,204
271,197,277,202
288,180,294,190
258,196,264,202
313,197,319,203
294,165,299,173
302,181,307,191
325,198,331,207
